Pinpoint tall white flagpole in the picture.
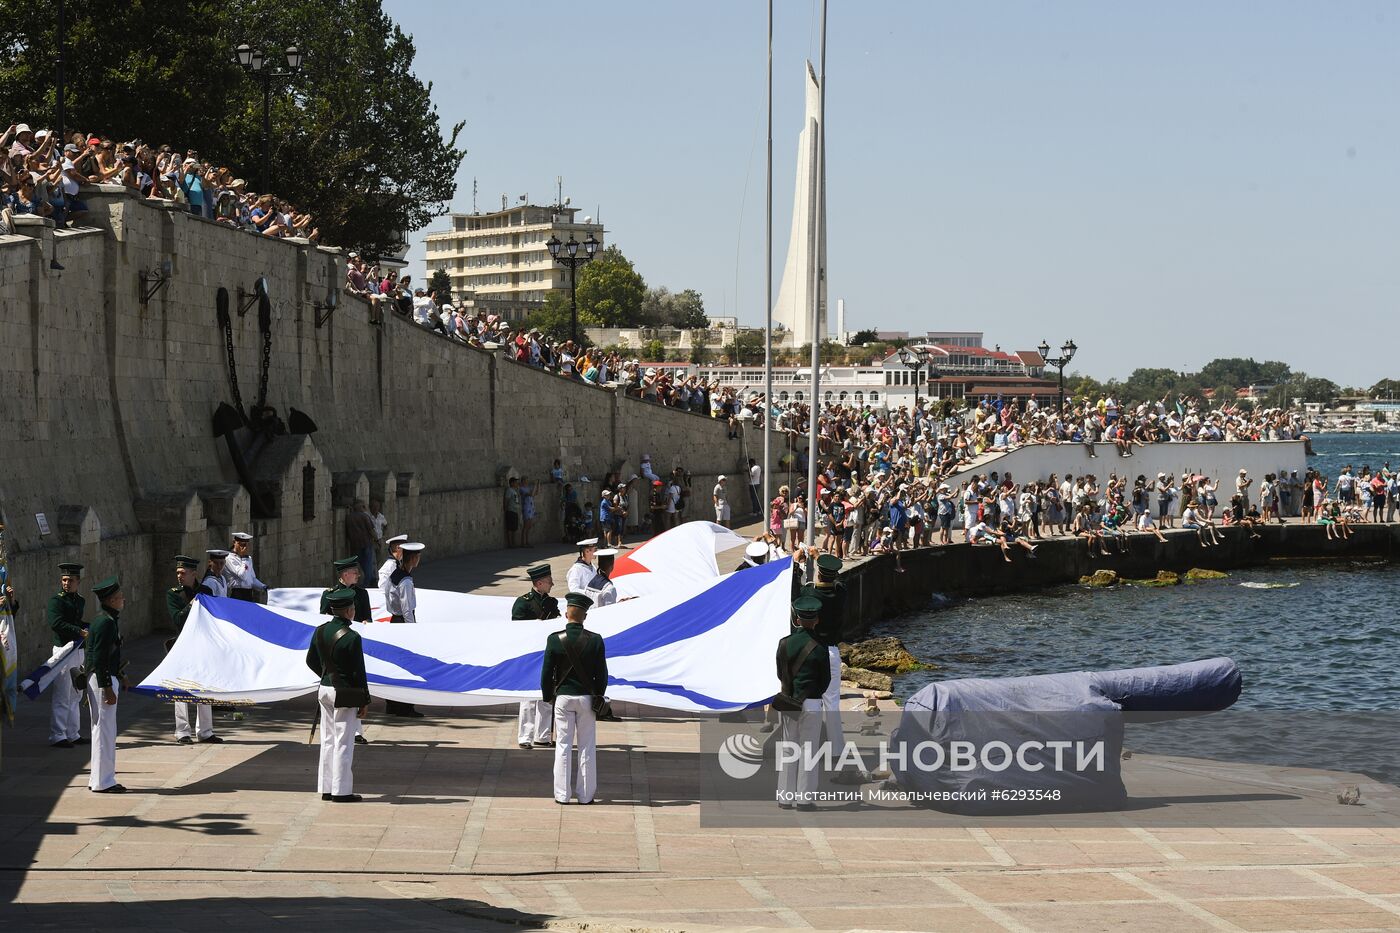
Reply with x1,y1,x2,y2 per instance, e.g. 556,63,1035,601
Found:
804,0,827,559
762,0,774,538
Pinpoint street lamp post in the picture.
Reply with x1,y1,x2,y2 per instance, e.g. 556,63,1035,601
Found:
546,232,600,344
1037,339,1078,419
234,43,304,195
896,346,928,420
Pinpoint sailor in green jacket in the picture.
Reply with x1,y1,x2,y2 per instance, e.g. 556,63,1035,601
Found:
541,592,608,804
320,556,373,621
776,595,830,810
513,564,560,749
305,587,369,802
46,561,87,747
169,555,222,745
85,576,128,793
800,553,847,750
322,556,373,745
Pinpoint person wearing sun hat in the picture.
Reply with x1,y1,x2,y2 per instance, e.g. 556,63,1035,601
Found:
45,561,88,748
512,564,560,748
85,576,128,793
541,592,608,804
168,555,222,746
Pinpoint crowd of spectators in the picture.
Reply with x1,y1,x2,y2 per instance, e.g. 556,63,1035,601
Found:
2,122,317,241
739,393,1366,562
378,283,754,429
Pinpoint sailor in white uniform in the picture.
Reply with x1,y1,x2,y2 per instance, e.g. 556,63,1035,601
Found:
381,542,424,717
566,538,598,595
377,534,408,593
201,550,230,598
733,540,771,573
584,548,620,607
222,532,268,602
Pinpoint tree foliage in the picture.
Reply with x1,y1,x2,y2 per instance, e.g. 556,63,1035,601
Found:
848,328,879,346
1196,357,1291,390
576,245,646,328
639,286,708,329
427,268,452,301
525,290,597,342
0,0,465,257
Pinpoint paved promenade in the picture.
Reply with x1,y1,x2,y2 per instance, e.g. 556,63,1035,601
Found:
5,525,1400,931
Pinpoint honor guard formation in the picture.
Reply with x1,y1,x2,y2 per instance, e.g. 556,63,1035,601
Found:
18,526,846,811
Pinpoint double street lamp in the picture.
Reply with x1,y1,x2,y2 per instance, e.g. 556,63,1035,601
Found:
1037,339,1078,417
547,232,600,344
896,346,939,418
233,43,305,195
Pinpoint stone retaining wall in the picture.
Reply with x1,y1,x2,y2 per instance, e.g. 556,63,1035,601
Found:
0,189,742,670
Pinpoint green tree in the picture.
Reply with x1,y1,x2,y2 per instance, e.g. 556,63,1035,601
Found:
726,330,765,365
643,339,667,361
526,290,597,342
670,289,708,329
427,268,452,302
848,328,879,346
0,0,465,257
576,245,645,327
1369,378,1400,399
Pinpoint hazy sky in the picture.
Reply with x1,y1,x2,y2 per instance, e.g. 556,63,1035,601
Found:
387,1,1397,386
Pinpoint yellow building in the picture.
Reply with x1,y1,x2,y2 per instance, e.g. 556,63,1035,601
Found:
423,204,605,322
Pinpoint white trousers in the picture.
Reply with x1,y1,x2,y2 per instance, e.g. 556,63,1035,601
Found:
518,699,554,744
86,675,119,791
317,685,360,796
821,646,844,751
174,701,214,740
553,695,597,803
49,645,84,743
778,698,823,802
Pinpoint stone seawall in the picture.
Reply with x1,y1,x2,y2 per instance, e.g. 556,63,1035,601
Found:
835,523,1400,640
0,189,742,669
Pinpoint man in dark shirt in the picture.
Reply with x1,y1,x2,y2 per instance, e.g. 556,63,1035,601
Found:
168,555,222,745
46,561,87,747
305,587,369,802
513,564,559,748
85,576,128,793
540,593,608,804
776,595,830,810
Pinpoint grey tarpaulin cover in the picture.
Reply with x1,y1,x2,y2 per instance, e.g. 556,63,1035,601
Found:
886,657,1242,813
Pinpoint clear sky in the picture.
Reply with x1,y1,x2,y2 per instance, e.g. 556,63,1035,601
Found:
387,0,1397,386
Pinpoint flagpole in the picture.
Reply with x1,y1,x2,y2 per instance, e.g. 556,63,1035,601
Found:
762,0,774,541
804,0,827,563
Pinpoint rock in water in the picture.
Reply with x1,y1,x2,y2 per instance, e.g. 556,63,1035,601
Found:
840,636,928,673
1080,569,1120,587
1185,568,1228,582
841,664,893,692
1127,570,1182,587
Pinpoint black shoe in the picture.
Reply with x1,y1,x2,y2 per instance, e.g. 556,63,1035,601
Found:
72,736,89,745
321,793,333,801
519,742,533,749
533,740,555,749
795,802,817,811
555,799,570,805
330,794,363,803
355,734,369,745
200,734,224,744
92,784,127,794
50,740,75,748
176,736,194,745
777,802,794,810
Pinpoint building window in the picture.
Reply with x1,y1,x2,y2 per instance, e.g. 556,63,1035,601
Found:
869,392,878,403
854,392,863,404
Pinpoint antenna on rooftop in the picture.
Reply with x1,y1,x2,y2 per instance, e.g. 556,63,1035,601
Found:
556,175,563,207
472,177,478,213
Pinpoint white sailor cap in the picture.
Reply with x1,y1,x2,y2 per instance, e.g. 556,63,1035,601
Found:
401,542,426,553
385,534,409,546
576,537,600,547
745,542,769,558
206,549,230,559
595,547,619,558
230,531,253,542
